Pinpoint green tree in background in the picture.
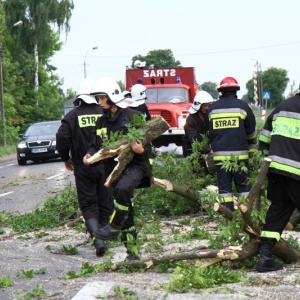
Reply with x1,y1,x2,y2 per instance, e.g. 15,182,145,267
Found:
132,49,181,69
201,81,219,99
0,0,74,142
246,67,289,108
261,67,289,106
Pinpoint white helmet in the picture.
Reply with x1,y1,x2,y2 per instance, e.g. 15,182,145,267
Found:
130,84,147,107
134,60,146,68
73,78,97,106
189,91,213,114
91,77,132,108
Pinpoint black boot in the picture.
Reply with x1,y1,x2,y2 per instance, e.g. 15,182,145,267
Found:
85,218,108,257
121,229,140,261
93,205,128,241
256,237,283,272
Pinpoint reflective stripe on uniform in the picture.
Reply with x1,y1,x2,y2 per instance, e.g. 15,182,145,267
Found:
238,192,249,198
259,134,271,144
261,230,281,241
109,200,129,223
209,108,247,120
96,127,107,137
247,130,257,140
114,199,129,211
213,150,249,161
219,193,233,203
259,128,271,144
78,114,101,127
273,111,300,121
220,196,233,203
269,161,300,176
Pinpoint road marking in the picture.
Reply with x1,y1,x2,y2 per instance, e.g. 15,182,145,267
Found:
71,281,115,300
0,163,17,169
0,191,14,198
46,173,65,180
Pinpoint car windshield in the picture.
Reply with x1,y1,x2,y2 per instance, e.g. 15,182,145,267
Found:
25,123,60,136
145,88,188,104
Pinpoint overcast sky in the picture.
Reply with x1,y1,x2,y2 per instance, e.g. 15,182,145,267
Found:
50,0,300,97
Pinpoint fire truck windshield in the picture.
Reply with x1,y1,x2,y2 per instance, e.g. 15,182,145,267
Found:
145,87,188,104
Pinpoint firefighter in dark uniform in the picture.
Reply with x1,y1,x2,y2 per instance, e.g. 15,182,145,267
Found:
256,88,300,272
182,90,213,157
83,77,152,260
56,78,113,257
207,77,256,211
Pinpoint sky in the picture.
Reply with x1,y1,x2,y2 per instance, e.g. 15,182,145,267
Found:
50,0,300,98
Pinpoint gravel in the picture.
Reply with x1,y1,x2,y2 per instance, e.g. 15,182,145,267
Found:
1,218,300,300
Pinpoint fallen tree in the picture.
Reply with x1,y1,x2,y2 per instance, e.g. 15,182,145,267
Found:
83,124,300,270
86,116,169,187
109,241,260,271
104,157,300,271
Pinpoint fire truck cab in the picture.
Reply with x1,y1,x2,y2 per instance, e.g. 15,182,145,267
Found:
125,67,200,147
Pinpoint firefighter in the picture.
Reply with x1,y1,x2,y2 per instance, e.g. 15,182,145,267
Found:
129,84,151,121
134,60,146,69
182,90,213,157
207,77,256,211
83,77,152,260
56,78,113,257
255,89,300,272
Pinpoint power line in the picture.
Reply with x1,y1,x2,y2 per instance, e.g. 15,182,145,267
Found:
53,40,300,58
176,41,300,56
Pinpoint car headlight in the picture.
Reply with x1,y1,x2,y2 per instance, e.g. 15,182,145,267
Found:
17,141,27,149
52,140,56,146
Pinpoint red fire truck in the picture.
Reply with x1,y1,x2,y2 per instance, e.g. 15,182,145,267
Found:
125,67,200,147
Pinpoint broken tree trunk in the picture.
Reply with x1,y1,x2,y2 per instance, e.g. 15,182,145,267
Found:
285,209,300,231
153,177,200,204
153,155,300,265
86,116,169,187
241,157,271,213
214,202,300,264
106,240,260,271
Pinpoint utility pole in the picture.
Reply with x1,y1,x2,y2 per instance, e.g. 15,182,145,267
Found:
258,63,263,108
0,47,5,146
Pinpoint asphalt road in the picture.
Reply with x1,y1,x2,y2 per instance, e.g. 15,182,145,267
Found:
0,143,182,215
0,155,75,214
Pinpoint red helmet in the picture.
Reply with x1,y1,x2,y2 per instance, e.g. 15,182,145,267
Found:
217,77,240,92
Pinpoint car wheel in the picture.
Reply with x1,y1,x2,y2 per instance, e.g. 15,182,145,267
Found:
18,158,27,165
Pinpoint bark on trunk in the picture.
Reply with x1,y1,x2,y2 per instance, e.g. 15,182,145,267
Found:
153,177,200,204
87,116,169,186
107,240,260,271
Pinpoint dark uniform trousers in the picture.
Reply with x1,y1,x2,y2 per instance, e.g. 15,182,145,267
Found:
74,163,113,224
112,164,145,230
216,160,251,196
263,173,300,234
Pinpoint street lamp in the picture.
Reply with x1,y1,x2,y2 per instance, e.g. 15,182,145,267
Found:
0,20,23,147
83,46,98,78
